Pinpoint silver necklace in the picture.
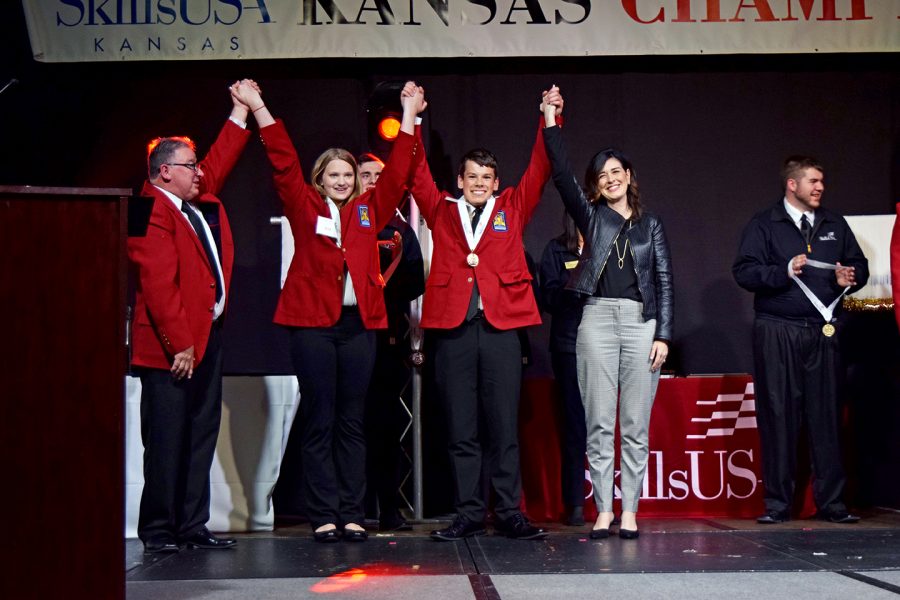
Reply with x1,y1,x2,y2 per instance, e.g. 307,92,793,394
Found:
614,235,629,270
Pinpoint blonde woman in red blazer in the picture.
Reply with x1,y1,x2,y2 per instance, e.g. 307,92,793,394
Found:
128,86,251,553
410,88,563,542
235,80,424,543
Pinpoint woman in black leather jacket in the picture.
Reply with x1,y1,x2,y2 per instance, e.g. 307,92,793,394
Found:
541,87,673,540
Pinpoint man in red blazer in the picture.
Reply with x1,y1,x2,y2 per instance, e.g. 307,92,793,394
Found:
128,85,251,553
412,89,564,541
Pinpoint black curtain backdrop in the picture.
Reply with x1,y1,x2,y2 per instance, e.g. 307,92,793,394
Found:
2,4,897,379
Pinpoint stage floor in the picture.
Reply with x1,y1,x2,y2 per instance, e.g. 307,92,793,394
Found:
126,509,900,599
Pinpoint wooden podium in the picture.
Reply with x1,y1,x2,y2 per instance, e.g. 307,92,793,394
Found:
0,186,135,600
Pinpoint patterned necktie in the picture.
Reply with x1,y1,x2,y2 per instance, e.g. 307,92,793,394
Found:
466,205,484,320
181,203,224,303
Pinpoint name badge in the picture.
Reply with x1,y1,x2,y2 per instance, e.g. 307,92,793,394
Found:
358,205,371,227
492,210,508,232
564,260,579,270
315,215,338,239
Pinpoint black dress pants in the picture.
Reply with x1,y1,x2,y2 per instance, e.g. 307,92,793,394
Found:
551,350,587,509
753,316,848,515
137,322,223,542
364,332,410,522
432,316,523,523
289,308,375,529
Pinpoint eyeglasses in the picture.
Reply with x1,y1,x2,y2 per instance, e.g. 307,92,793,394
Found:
167,162,199,172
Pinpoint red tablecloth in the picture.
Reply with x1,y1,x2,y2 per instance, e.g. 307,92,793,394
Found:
519,375,810,520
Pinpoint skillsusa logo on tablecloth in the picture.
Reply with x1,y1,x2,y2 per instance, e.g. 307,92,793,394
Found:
686,382,757,440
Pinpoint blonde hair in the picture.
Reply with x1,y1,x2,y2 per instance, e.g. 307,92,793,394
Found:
311,148,361,205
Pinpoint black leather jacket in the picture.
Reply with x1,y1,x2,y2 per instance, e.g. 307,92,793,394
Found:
543,125,674,342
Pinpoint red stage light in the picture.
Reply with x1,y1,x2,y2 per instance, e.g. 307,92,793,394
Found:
377,115,401,141
309,568,368,593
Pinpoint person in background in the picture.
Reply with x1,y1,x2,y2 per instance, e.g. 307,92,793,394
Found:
234,79,425,542
542,86,674,540
360,152,425,532
539,211,587,526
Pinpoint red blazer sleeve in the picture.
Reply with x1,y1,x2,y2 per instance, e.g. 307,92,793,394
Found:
409,125,448,227
369,130,416,229
198,119,252,196
511,117,559,224
258,118,316,214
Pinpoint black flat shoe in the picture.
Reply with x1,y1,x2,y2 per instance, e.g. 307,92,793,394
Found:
313,529,340,543
618,528,640,540
588,528,609,540
343,528,369,542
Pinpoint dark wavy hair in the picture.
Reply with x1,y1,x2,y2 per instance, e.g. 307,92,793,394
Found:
584,148,643,220
555,210,582,255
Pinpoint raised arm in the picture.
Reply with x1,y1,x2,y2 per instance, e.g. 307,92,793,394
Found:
541,90,593,236
369,82,425,227
233,79,310,208
194,81,252,197
508,86,565,223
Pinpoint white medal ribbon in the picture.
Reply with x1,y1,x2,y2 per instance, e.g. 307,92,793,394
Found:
451,194,495,252
788,258,851,324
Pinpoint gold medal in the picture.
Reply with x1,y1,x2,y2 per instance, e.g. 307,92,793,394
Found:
822,323,835,337
466,252,479,267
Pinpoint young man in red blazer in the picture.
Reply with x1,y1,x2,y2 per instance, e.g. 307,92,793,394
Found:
128,84,251,553
411,88,564,541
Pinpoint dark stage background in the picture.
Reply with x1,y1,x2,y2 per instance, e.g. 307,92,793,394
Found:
2,5,897,380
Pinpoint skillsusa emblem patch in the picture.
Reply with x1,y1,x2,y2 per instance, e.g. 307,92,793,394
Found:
492,210,508,232
358,205,371,228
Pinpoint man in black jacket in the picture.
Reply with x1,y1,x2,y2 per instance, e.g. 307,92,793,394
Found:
733,155,868,525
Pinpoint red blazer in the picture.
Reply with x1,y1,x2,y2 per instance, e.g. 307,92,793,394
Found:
411,119,555,330
892,202,900,332
128,120,250,369
259,119,416,329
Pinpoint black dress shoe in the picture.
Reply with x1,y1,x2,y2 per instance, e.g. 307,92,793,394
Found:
588,528,609,540
182,528,237,549
818,511,860,524
757,510,789,524
379,515,413,532
565,506,585,526
143,534,180,554
431,516,487,541
495,513,548,540
313,528,340,543
618,528,640,540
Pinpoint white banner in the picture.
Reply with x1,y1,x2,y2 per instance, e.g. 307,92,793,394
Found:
22,0,900,62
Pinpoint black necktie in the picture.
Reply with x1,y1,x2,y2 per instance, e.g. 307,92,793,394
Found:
181,203,224,303
466,205,484,320
800,214,812,253
471,205,484,230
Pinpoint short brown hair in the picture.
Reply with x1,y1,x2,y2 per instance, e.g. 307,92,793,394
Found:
781,155,823,189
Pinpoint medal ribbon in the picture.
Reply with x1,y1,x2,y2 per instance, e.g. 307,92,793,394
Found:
788,258,851,324
454,194,495,251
